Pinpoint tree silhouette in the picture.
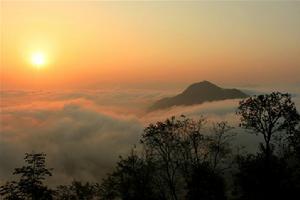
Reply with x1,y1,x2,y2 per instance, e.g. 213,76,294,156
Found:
237,92,300,161
0,153,53,200
235,92,300,200
0,181,22,200
98,149,162,200
55,180,98,200
234,153,296,200
98,116,230,200
208,121,235,171
186,163,226,200
141,116,184,200
141,116,229,200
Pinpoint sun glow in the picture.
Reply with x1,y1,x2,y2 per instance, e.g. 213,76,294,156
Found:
31,52,46,68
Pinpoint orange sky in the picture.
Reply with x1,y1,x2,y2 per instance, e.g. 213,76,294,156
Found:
1,1,300,89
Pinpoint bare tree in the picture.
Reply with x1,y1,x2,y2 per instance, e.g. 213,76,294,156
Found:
141,116,182,200
208,121,235,171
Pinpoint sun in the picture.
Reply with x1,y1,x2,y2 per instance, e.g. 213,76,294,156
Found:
31,52,46,68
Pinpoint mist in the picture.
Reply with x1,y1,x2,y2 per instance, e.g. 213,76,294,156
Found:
0,86,299,185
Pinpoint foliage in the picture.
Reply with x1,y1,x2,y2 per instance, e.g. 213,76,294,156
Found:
0,153,53,200
98,149,162,200
237,92,300,159
233,153,297,200
99,116,233,200
55,181,99,200
186,163,226,200
235,92,300,200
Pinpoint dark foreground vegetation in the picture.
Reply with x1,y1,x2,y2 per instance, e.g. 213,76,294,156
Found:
1,92,300,200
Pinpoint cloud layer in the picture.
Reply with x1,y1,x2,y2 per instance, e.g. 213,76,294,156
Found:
1,87,299,185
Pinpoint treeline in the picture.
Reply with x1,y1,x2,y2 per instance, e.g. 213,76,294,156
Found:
1,92,300,200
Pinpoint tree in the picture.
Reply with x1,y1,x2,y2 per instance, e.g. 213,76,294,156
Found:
235,92,300,200
141,116,184,200
183,121,232,200
0,181,22,200
99,116,230,200
141,116,229,200
285,125,300,197
98,149,162,200
0,153,53,200
208,121,235,171
234,153,295,200
98,175,119,200
186,163,226,200
288,125,300,160
55,181,98,200
237,92,300,160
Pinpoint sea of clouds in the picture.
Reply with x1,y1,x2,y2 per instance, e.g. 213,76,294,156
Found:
0,86,299,185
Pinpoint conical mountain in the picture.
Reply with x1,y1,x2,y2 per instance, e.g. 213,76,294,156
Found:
149,81,248,111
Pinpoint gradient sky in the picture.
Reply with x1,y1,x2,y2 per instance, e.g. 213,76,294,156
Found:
1,1,300,89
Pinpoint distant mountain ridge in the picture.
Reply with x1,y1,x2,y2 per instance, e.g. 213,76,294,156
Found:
148,81,248,111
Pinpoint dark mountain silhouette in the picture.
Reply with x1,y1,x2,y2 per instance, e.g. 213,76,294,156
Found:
149,81,248,111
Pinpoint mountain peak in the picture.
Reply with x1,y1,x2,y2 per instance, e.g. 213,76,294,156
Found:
148,81,248,111
184,81,220,92
197,80,216,85
190,80,217,86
